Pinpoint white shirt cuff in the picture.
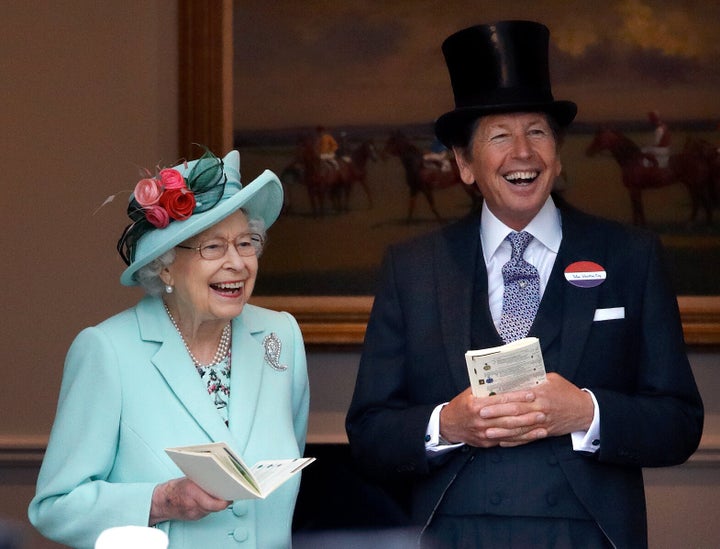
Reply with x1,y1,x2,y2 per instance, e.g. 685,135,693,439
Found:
571,389,601,453
425,403,464,455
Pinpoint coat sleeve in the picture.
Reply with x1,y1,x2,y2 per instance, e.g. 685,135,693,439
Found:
346,247,439,481
28,327,157,549
590,233,703,467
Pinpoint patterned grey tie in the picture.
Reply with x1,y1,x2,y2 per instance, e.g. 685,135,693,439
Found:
498,231,541,343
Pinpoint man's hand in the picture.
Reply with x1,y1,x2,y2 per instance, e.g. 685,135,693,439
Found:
440,387,546,447
524,372,595,438
439,373,594,448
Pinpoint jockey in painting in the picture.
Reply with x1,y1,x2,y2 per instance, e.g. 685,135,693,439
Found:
423,137,452,172
316,125,340,169
642,110,671,167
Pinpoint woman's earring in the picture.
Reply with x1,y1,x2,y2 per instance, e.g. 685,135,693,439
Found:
165,284,173,294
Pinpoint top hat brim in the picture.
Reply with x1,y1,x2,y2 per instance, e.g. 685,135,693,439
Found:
120,151,284,287
435,100,577,149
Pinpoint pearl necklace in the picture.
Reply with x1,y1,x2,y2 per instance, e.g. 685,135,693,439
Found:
164,303,231,369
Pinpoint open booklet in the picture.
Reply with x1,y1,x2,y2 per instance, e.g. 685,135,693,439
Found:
165,442,315,500
465,337,547,397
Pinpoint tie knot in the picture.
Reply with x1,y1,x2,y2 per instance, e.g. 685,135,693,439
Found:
507,231,533,259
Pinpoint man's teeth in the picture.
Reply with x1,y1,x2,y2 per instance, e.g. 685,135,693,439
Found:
214,282,244,290
505,171,538,182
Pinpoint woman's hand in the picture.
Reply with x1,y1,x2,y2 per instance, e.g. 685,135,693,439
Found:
149,477,231,525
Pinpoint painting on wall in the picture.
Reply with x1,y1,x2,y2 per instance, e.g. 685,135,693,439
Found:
232,1,720,297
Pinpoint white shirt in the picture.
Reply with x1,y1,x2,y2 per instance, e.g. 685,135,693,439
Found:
482,196,561,330
426,197,601,455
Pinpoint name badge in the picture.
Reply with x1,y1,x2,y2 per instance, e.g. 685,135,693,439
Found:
564,261,606,288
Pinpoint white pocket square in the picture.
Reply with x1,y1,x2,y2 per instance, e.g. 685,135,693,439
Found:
593,307,625,321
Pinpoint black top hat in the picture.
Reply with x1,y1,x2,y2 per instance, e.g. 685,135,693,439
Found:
434,20,577,148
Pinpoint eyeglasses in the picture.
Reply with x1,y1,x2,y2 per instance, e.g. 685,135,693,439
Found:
176,233,264,260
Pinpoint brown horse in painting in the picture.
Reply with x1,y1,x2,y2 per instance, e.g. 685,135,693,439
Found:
281,138,377,216
586,128,717,225
342,139,378,209
383,131,481,222
293,135,351,216
681,136,720,210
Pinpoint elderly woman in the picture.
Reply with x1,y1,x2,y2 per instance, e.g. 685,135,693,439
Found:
28,149,309,549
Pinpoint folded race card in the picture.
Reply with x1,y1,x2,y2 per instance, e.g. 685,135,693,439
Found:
166,442,315,500
465,337,547,397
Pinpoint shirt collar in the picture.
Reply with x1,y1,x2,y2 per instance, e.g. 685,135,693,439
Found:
480,196,562,260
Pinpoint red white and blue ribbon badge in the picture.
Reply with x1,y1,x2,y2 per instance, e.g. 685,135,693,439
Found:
564,261,606,288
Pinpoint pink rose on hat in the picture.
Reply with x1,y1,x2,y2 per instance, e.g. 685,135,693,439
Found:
144,205,170,229
133,178,163,207
159,168,186,190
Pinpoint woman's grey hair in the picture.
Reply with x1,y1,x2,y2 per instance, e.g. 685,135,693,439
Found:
135,248,177,296
135,211,267,296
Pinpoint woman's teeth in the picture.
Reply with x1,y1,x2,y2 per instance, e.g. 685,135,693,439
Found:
212,282,244,291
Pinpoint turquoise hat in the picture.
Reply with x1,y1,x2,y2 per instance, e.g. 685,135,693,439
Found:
118,149,283,286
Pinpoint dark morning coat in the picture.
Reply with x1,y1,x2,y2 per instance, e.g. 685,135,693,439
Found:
346,201,703,548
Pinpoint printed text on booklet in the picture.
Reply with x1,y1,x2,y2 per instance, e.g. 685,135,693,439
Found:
465,337,547,397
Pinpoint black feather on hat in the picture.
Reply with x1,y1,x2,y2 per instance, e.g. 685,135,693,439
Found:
434,20,577,148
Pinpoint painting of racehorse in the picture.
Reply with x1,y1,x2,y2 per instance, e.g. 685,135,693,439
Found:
237,122,720,297
232,2,720,297
586,128,719,226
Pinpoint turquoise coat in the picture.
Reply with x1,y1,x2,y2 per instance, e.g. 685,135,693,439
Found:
29,295,309,549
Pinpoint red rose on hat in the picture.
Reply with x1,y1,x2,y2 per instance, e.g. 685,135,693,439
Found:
159,187,196,220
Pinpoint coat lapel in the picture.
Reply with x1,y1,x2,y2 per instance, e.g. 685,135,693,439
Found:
225,313,266,455
553,207,607,381
437,215,481,393
530,256,564,364
136,296,241,446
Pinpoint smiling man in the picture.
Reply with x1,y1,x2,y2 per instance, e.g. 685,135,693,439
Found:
454,112,562,231
346,20,703,549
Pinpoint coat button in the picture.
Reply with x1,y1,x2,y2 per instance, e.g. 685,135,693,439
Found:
490,493,502,505
232,527,249,542
396,462,416,472
232,502,249,516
